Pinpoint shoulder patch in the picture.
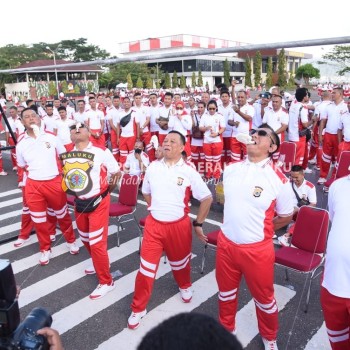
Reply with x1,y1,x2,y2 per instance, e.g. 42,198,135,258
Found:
305,180,315,189
269,163,289,184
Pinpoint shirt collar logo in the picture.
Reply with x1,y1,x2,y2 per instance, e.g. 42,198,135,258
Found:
253,186,263,197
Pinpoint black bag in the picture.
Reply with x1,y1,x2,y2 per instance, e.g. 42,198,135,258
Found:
74,189,109,213
158,110,170,130
298,128,312,141
291,182,310,208
120,111,132,127
192,113,204,139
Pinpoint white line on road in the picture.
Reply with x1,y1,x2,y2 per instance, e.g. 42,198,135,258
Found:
0,189,22,198
304,322,331,350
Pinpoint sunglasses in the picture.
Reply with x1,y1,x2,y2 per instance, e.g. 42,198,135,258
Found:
69,124,87,131
176,107,184,110
208,107,216,111
250,129,275,145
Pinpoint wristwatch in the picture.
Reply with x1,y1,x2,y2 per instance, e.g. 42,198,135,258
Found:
193,220,203,227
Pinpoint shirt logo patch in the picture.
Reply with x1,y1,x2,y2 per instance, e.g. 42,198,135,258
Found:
177,177,184,186
253,186,263,197
45,142,51,148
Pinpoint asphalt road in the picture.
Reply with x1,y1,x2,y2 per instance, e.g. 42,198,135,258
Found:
0,145,332,350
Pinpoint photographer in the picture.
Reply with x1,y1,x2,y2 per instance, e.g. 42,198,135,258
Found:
36,328,63,350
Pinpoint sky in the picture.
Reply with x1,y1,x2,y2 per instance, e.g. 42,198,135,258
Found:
2,0,349,61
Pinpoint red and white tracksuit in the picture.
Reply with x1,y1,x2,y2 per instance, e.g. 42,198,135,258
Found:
321,177,350,350
16,131,76,252
131,158,211,313
217,158,294,340
118,110,137,165
61,143,120,285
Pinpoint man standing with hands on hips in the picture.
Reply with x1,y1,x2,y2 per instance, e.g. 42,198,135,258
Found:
128,130,212,330
216,123,294,350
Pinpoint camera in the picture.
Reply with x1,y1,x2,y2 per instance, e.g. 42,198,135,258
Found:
0,260,52,350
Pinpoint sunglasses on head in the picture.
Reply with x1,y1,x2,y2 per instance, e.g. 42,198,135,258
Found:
250,129,275,145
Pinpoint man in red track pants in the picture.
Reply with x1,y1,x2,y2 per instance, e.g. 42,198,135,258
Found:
128,131,212,330
216,124,294,350
16,108,79,266
61,122,121,299
321,177,350,350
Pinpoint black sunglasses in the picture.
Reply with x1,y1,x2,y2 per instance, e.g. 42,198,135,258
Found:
69,124,87,131
176,107,184,110
250,129,275,145
208,107,216,111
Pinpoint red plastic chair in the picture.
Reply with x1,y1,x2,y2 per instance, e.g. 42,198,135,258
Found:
275,206,329,312
324,151,350,190
200,230,220,274
278,141,296,174
109,174,139,247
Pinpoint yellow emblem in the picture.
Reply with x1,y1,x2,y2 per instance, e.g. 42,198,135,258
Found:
177,177,184,186
62,161,90,192
253,186,263,197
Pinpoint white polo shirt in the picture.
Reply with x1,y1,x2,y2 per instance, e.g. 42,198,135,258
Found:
338,110,350,142
134,105,151,133
322,177,350,298
290,178,317,208
61,142,120,199
142,158,211,221
229,103,254,137
118,109,135,137
199,113,226,144
16,130,65,181
86,109,104,130
253,101,269,130
218,103,234,138
56,118,75,145
149,105,161,133
73,111,88,124
158,106,174,135
168,113,192,137
221,158,294,244
125,151,150,176
288,100,308,142
321,100,348,134
262,107,289,137
42,114,60,133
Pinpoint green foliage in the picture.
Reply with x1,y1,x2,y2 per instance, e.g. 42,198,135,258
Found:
205,81,209,91
164,72,171,89
127,73,133,89
197,69,203,87
323,45,350,75
172,71,178,88
87,82,93,92
136,76,144,89
155,80,160,89
48,81,57,97
295,64,320,85
277,49,287,88
223,59,230,86
288,73,295,88
74,84,81,94
98,72,115,89
266,57,273,88
191,72,196,88
254,51,262,87
245,56,252,87
146,75,153,89
180,75,186,89
61,81,69,94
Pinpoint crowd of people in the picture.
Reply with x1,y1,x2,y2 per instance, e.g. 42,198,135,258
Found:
0,80,350,350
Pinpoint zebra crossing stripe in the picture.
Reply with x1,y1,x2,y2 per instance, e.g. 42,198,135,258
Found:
304,322,331,350
19,236,140,308
0,197,22,208
0,209,22,221
52,254,196,335
0,189,22,198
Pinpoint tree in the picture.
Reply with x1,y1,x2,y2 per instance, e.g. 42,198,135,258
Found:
295,64,320,85
191,72,196,88
254,51,262,87
266,57,273,88
180,75,186,89
244,56,252,88
172,71,178,88
164,72,171,89
98,72,115,89
277,48,287,87
223,59,230,86
136,75,143,89
126,73,133,89
146,75,153,89
197,69,203,87
322,45,350,75
48,81,57,98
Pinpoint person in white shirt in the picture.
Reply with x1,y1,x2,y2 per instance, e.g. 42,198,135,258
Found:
61,98,75,119
253,92,271,131
124,140,150,178
148,93,161,139
56,107,75,151
157,92,175,146
73,100,88,124
6,106,20,170
107,95,123,162
128,131,213,330
15,108,79,266
191,102,205,175
228,90,254,163
321,177,350,350
85,96,105,148
37,97,47,118
199,100,226,180
217,124,294,350
42,104,60,134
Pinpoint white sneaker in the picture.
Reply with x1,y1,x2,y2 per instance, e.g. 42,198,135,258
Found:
39,250,51,266
314,165,320,171
0,171,8,176
85,265,96,275
304,168,312,174
262,337,278,350
278,234,291,247
308,159,316,165
127,310,147,330
67,241,79,255
179,287,193,303
12,166,18,171
14,237,31,248
317,177,327,185
89,282,116,300
150,135,159,150
50,235,56,242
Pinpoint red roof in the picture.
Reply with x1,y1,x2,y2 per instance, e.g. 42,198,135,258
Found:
14,60,103,72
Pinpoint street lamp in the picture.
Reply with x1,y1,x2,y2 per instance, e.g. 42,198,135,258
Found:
46,45,60,97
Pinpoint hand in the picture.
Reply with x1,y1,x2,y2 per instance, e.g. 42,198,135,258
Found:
231,80,236,88
318,135,323,144
18,181,24,188
36,328,64,350
234,121,240,128
194,226,208,243
233,105,239,113
134,152,141,161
